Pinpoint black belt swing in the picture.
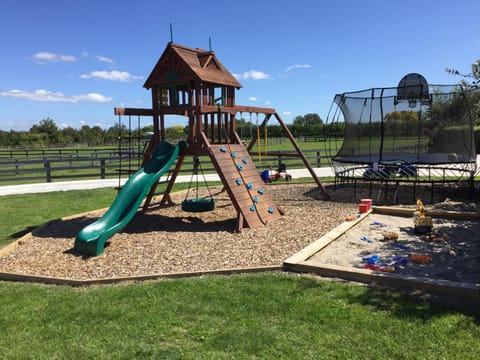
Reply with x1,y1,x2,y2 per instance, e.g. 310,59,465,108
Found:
181,156,216,213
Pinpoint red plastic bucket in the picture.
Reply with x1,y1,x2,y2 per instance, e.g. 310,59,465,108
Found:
358,203,369,213
360,198,372,211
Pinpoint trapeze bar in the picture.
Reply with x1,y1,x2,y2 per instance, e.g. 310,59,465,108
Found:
234,105,276,114
114,107,154,116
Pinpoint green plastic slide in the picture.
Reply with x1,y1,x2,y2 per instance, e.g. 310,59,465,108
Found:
74,140,187,256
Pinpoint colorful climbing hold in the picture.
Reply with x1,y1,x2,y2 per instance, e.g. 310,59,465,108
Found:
253,196,259,203
250,205,256,212
247,183,253,190
242,157,248,164
258,188,264,195
268,207,274,214
231,151,236,158
236,178,242,185
237,163,243,170
220,146,227,153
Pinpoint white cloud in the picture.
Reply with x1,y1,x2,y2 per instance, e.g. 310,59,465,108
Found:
233,70,271,80
81,70,142,82
264,100,271,105
285,64,311,72
0,89,112,103
73,93,113,102
32,51,77,63
249,96,257,101
95,55,114,63
283,111,291,116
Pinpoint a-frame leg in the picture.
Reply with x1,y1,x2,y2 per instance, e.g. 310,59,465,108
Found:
246,113,330,200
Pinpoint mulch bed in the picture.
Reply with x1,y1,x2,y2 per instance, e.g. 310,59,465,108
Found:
0,181,478,284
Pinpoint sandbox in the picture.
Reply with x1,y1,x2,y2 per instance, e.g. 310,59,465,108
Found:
285,206,480,298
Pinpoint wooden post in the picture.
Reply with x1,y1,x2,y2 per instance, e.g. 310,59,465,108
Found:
151,89,161,143
100,159,106,179
44,159,52,183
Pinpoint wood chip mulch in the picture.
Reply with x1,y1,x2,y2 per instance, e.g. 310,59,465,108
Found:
0,184,357,280
0,181,477,282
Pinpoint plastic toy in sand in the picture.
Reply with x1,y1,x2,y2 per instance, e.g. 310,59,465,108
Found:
410,253,432,263
413,199,433,234
362,254,408,272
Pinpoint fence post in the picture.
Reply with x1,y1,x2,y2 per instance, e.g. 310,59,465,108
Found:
44,159,52,182
316,151,321,167
100,159,106,179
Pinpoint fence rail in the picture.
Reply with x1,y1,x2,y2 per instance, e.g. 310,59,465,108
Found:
0,148,332,185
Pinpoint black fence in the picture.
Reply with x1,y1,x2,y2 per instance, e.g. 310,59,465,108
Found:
0,147,332,185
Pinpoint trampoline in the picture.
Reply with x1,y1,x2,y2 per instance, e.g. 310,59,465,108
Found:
325,73,479,201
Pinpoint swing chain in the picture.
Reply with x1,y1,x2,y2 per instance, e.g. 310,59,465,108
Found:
193,155,199,175
185,156,214,201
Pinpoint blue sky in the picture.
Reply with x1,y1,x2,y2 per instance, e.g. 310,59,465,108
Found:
1,0,479,131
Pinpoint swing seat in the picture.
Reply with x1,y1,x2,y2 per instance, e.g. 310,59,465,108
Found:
181,198,216,213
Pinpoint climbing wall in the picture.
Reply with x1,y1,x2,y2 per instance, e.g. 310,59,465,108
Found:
209,144,283,230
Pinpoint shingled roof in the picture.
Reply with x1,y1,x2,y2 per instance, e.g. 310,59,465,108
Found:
143,43,242,89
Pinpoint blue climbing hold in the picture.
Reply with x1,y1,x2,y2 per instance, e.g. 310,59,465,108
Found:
250,205,256,212
247,183,253,190
268,207,274,214
220,146,227,153
236,178,242,185
242,157,248,164
253,196,259,203
258,188,264,195
237,163,243,170
231,151,236,158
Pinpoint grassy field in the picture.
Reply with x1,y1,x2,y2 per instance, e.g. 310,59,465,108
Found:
0,188,117,246
0,188,479,358
0,183,206,246
0,273,478,359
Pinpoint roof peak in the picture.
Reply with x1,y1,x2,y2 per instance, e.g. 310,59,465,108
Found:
167,42,214,55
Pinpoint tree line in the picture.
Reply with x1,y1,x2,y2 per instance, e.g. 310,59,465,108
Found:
0,113,345,148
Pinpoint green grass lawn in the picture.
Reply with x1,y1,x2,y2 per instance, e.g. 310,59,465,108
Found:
0,188,479,358
0,188,117,246
0,274,478,359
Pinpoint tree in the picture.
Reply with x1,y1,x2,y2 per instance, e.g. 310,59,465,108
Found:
165,125,185,140
291,113,324,136
446,59,480,87
446,59,480,125
59,126,81,145
29,118,59,145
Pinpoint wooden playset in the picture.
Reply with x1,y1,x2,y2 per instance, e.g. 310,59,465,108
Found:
115,42,329,231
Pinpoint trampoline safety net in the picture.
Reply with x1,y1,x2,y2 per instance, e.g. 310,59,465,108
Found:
326,74,479,183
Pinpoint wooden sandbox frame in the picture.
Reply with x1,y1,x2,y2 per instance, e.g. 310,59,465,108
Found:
284,206,480,299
